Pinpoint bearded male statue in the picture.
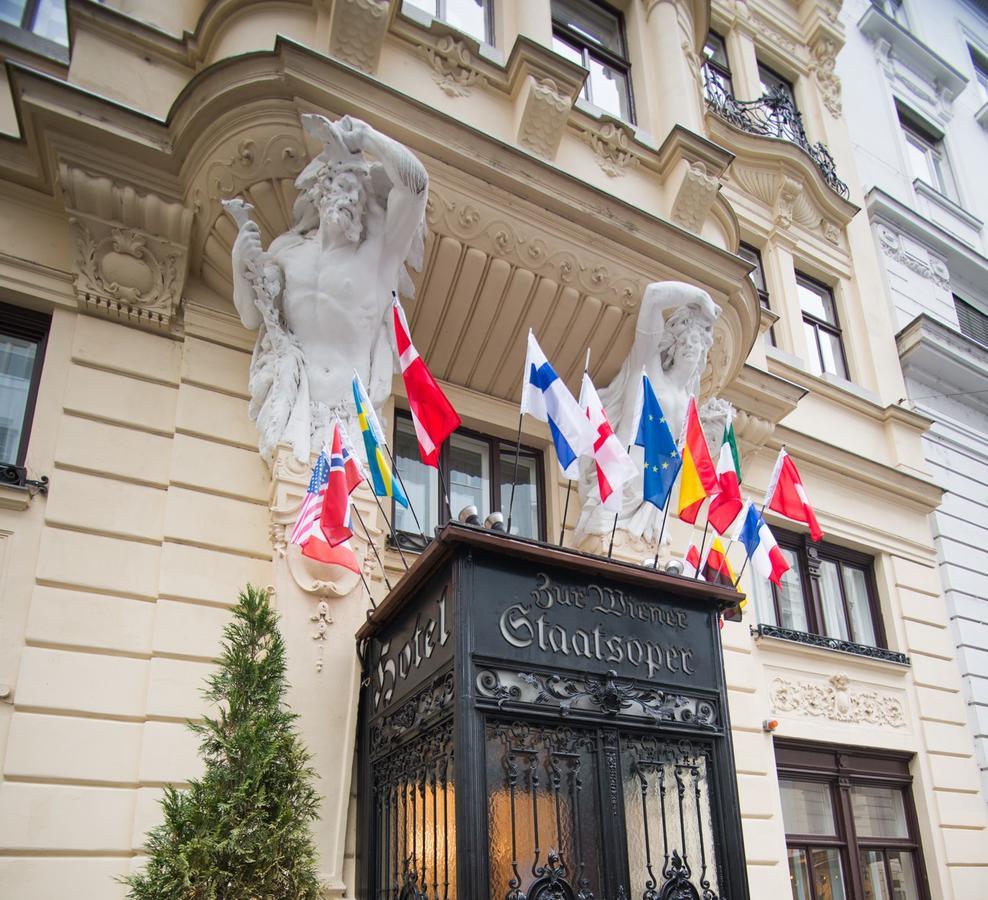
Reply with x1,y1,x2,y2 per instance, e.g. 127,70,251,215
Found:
576,281,720,540
225,114,427,462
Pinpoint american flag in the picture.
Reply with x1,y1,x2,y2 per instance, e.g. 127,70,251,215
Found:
290,451,330,546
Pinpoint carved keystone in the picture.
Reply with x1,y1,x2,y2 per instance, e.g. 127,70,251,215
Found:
516,76,574,160
672,162,721,234
328,0,390,74
59,163,192,332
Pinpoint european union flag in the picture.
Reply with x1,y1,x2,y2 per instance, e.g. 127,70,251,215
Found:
634,374,682,509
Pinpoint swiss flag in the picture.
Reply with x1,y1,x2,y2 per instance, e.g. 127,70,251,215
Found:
766,449,824,542
393,294,461,467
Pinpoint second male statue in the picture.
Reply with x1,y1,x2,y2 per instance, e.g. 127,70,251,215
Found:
225,113,428,463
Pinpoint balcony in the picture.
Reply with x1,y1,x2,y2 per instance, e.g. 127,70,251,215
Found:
703,65,849,199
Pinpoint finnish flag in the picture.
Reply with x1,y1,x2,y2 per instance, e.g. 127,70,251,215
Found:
521,331,596,479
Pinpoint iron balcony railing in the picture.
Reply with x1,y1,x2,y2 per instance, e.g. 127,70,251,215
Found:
702,64,850,199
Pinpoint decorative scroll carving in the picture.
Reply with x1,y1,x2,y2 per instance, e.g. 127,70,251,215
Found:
729,166,822,232
328,0,390,74
369,670,455,756
876,224,950,289
731,410,774,451
476,668,718,728
310,600,334,672
579,121,640,177
672,162,721,233
770,673,906,727
60,164,192,332
420,35,486,97
812,38,843,118
517,77,573,160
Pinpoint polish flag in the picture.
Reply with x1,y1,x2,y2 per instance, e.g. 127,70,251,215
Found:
393,294,461,467
765,448,824,542
579,373,636,511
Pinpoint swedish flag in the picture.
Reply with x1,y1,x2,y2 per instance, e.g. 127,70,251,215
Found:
352,374,409,508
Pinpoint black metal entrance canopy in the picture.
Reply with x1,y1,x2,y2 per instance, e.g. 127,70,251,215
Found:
356,523,750,900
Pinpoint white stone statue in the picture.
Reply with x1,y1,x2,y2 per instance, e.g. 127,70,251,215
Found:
576,281,720,540
225,114,428,462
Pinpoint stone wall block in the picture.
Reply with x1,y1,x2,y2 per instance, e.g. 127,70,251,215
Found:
71,314,182,385
910,652,966,691
175,383,255,449
62,365,178,436
54,415,173,488
927,753,984,792
151,598,229,660
0,858,129,900
162,487,270,558
904,618,957,661
180,337,251,398
137,721,204,784
170,433,269,503
915,685,969,724
145,657,217,721
157,542,272,606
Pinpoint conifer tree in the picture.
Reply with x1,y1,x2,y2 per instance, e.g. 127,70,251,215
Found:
125,585,321,899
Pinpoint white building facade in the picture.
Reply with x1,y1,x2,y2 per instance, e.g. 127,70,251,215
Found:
838,0,988,802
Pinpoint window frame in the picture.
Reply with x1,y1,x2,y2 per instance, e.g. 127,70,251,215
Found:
739,242,775,347
776,740,931,900
392,410,547,543
757,60,796,105
0,0,67,44
404,0,495,45
551,0,635,124
897,110,958,203
972,46,988,106
758,528,888,651
702,31,733,96
0,300,50,470
795,271,849,380
954,294,988,347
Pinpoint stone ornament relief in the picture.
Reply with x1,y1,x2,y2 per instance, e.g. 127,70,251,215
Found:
420,35,487,97
877,224,950,289
60,164,192,331
426,185,644,309
731,166,822,233
579,121,641,177
517,77,574,160
812,38,843,118
328,0,390,74
672,161,721,233
771,673,906,728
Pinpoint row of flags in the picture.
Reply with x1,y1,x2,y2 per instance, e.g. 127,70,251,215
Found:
287,295,826,606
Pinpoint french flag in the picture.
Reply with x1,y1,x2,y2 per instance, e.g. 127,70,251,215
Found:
521,331,595,479
735,502,790,586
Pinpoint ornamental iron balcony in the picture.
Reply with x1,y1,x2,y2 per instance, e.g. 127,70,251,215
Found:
703,65,850,199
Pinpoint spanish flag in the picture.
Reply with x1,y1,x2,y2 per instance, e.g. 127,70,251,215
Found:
676,397,719,524
352,373,409,508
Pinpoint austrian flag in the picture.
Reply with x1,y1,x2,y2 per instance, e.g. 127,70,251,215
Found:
579,373,636,511
392,293,461,467
765,448,824,542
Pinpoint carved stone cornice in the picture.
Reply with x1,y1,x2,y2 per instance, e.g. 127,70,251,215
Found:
875,221,950,289
576,117,641,178
516,76,576,160
58,163,192,332
770,672,907,728
326,0,390,74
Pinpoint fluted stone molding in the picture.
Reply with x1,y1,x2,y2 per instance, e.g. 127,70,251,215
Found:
59,163,192,332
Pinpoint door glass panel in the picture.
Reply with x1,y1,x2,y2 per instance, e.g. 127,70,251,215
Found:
0,333,37,465
860,848,891,900
887,850,920,900
394,417,440,535
851,786,908,839
500,450,538,539
811,847,847,900
780,780,837,836
449,433,489,521
777,548,810,632
843,565,877,646
819,559,850,641
788,848,813,900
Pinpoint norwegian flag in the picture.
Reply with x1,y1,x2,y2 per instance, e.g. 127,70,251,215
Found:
579,372,636,511
765,448,824,542
321,422,363,547
289,449,360,573
392,293,461,467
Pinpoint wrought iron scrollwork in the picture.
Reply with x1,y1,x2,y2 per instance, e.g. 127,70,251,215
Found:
476,668,717,728
370,669,455,757
702,64,850,199
754,623,910,665
0,464,48,494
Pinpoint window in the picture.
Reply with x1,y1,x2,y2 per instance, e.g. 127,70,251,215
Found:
0,0,67,45
873,0,910,28
393,414,545,542
954,295,988,347
551,0,634,123
403,0,493,45
0,302,49,470
796,273,849,379
702,31,733,98
777,741,929,900
898,111,958,202
970,46,988,107
740,243,775,346
758,61,796,105
750,530,885,649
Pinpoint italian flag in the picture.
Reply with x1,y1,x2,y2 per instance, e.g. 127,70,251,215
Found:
708,421,743,535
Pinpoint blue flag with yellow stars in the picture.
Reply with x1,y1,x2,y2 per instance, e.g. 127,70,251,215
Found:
634,374,682,509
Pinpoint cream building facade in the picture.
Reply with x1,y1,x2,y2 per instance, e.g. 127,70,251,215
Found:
0,1,985,899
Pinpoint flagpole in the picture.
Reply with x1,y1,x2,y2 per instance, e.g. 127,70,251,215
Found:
693,513,711,580
505,411,524,535
382,444,424,536
352,503,393,592
437,458,453,526
651,501,671,569
368,488,410,572
357,567,377,610
559,481,572,546
733,552,751,589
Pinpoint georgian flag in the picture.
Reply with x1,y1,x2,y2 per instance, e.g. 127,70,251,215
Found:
765,448,824,542
392,293,461,467
521,331,595,479
735,501,790,586
579,373,637,511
